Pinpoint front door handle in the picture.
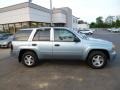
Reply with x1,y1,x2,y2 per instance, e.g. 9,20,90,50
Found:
54,44,60,46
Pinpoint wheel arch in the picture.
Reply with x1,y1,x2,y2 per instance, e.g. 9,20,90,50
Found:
86,49,110,61
18,49,38,62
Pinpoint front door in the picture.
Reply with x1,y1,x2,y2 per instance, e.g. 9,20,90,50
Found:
53,28,82,59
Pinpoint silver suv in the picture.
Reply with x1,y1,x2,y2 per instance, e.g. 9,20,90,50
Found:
11,27,116,69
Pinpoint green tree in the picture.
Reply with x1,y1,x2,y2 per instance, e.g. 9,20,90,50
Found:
90,16,120,28
115,19,120,28
90,22,96,28
96,17,103,24
112,21,116,28
96,16,104,28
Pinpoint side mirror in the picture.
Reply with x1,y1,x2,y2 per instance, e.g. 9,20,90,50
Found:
74,37,80,42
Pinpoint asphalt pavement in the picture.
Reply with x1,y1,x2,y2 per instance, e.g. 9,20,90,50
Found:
0,29,120,90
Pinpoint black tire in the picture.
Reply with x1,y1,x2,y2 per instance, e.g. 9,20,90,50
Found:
87,51,108,69
89,32,92,35
7,42,11,48
21,51,38,67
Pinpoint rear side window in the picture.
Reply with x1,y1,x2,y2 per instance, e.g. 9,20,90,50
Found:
14,30,32,41
33,29,50,41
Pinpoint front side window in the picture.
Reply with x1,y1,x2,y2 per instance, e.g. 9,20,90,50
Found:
54,29,76,42
33,29,50,41
14,30,32,41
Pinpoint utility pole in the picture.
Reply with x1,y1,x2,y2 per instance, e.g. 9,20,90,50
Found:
29,0,32,3
50,0,53,26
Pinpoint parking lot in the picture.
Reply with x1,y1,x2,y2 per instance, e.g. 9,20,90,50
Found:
0,29,120,90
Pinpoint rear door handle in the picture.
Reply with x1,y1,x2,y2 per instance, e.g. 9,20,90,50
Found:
32,44,37,46
54,44,60,46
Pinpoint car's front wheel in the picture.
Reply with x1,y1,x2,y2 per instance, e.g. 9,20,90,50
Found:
87,51,108,69
89,32,93,35
21,51,38,67
7,42,12,48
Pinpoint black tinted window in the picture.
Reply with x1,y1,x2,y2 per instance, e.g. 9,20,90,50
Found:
14,30,32,41
33,29,50,41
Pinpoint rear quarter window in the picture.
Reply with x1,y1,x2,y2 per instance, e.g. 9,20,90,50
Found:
14,30,32,41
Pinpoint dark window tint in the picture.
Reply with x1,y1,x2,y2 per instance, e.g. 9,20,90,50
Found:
14,30,32,41
54,29,76,42
33,29,50,41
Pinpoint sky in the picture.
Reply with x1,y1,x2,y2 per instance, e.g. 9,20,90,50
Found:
0,0,120,23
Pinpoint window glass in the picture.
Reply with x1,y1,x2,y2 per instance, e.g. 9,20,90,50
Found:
54,29,76,42
3,24,9,32
54,23,65,27
33,29,50,41
0,25,3,31
9,24,15,34
14,30,32,41
15,23,22,32
38,22,43,27
31,22,38,28
46,23,51,27
0,34,12,40
15,23,21,29
22,22,29,28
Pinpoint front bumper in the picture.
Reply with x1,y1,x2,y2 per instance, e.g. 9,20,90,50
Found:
0,44,8,48
109,50,117,61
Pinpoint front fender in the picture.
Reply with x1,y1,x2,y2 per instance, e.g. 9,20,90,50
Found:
81,46,110,60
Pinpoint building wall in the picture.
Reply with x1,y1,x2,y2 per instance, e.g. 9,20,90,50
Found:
29,8,51,23
0,7,30,24
61,7,72,29
52,13,66,23
0,2,79,33
72,16,78,30
78,24,89,29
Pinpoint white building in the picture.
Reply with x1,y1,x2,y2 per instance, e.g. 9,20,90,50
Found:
0,2,78,33
72,16,79,30
78,24,89,30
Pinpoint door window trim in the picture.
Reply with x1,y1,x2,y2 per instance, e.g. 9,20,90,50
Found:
32,29,51,41
53,29,80,42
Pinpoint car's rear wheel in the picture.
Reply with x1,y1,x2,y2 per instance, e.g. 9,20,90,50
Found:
87,51,108,69
21,51,38,67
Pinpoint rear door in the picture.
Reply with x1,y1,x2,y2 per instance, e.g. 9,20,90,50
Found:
32,28,52,59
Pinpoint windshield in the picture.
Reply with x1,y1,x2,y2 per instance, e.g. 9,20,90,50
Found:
0,36,8,40
0,34,11,40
